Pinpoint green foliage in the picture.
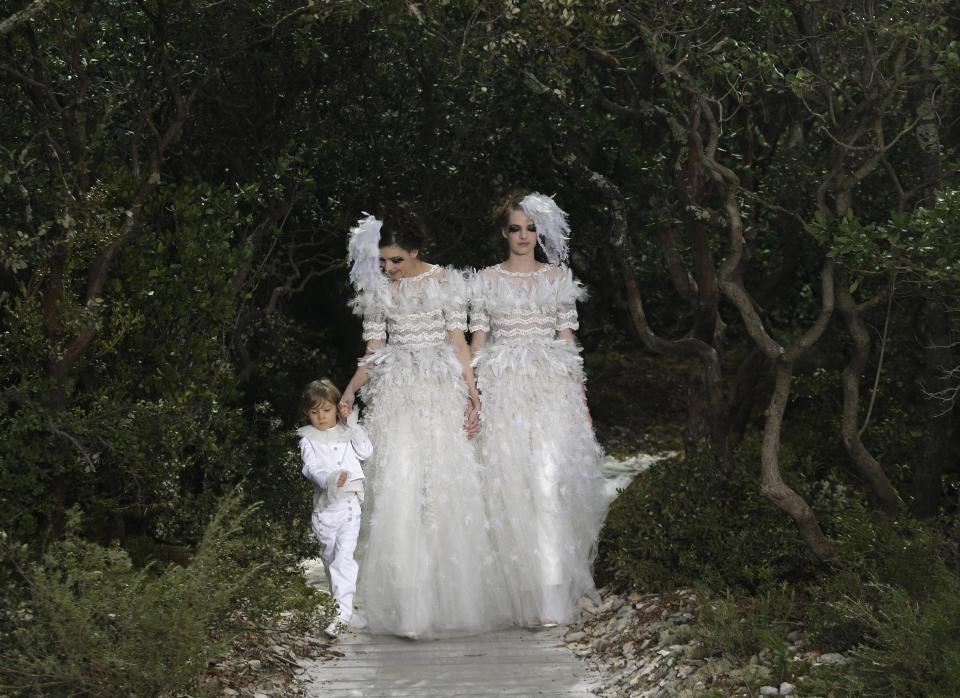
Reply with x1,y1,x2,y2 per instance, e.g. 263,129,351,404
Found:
804,187,960,290
800,517,960,697
695,583,799,660
0,495,266,697
596,435,843,591
0,5,959,696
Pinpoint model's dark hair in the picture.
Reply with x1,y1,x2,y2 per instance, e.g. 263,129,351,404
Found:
491,188,531,231
378,206,427,252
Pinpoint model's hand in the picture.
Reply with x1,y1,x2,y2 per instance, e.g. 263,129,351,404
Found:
338,392,355,420
336,470,349,488
464,395,481,439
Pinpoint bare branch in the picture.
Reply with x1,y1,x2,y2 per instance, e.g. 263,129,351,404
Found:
859,276,895,436
0,0,55,36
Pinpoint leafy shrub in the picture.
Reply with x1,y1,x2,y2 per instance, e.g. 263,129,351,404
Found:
696,583,799,659
595,434,842,591
801,517,960,697
0,494,279,697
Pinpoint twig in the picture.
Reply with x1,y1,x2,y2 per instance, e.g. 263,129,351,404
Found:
859,275,895,436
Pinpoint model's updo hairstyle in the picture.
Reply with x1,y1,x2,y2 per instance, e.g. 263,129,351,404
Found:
378,205,428,253
491,188,531,231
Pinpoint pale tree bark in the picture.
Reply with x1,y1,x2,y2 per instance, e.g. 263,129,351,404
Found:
696,96,838,560
791,9,927,518
603,15,838,559
0,0,55,37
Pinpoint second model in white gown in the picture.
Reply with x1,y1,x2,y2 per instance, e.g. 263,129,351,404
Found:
354,264,510,638
471,263,608,626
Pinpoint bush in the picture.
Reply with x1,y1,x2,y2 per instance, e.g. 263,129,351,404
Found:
801,517,960,697
696,583,799,659
595,434,840,592
0,494,281,697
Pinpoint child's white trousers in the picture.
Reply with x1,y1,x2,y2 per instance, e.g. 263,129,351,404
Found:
312,495,361,622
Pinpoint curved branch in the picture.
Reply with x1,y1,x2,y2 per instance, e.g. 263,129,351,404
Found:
0,0,55,36
836,280,901,514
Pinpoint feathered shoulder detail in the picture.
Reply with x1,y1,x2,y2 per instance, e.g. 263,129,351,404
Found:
438,265,468,309
470,264,586,311
546,265,587,306
349,286,387,319
350,265,467,317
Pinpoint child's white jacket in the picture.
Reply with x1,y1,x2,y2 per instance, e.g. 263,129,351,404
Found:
298,411,373,513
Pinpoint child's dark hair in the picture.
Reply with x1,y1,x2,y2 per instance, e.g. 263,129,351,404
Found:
492,188,531,231
378,206,428,252
301,379,341,415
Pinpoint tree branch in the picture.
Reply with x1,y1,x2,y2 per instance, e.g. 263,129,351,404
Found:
0,0,55,36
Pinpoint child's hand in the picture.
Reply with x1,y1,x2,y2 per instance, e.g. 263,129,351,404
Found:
338,392,355,420
336,471,348,488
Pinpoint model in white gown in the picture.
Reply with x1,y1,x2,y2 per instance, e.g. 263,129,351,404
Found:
470,192,608,627
345,261,511,639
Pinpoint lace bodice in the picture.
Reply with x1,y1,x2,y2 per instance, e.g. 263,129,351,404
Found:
352,265,468,348
469,264,584,343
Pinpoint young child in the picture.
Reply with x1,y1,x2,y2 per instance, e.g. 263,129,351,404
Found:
297,378,372,638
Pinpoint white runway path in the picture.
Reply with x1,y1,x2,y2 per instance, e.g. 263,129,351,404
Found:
300,453,669,697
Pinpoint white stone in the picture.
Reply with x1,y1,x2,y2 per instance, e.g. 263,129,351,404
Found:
759,687,779,696
780,682,796,695
818,652,847,665
601,596,626,613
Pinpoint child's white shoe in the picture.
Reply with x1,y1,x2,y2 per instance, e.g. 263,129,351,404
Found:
324,617,348,639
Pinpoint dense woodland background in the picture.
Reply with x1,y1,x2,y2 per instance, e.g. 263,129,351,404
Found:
1,1,959,695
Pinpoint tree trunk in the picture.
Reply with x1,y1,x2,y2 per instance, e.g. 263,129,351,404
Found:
836,284,901,514
762,358,837,560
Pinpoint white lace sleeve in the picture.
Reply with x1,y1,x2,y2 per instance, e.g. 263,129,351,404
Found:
441,267,468,332
553,266,586,332
351,289,387,342
468,269,490,334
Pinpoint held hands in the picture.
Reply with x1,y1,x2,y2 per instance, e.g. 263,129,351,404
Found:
464,394,481,439
338,392,355,421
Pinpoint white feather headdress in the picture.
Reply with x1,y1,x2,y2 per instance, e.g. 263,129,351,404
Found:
520,192,571,265
347,213,386,291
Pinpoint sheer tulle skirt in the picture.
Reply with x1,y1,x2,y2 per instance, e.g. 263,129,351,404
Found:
475,339,608,626
357,343,511,638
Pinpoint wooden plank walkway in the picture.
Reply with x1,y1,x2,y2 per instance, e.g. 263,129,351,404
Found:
301,626,602,697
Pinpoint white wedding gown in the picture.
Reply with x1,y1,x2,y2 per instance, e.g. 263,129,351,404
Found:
470,263,608,626
353,265,510,638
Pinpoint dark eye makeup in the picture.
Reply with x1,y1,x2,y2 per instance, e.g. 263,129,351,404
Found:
507,224,537,233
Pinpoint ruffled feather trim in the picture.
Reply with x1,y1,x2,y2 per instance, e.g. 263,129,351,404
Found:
350,265,467,319
474,339,584,382
469,264,586,314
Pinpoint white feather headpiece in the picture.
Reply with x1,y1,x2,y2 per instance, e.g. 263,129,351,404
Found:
347,213,386,291
520,192,570,265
